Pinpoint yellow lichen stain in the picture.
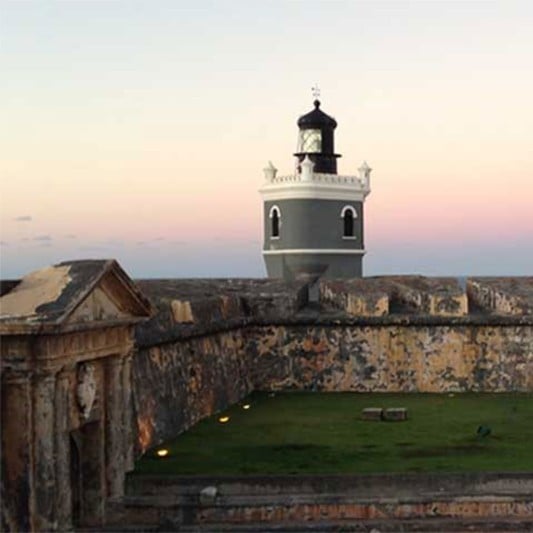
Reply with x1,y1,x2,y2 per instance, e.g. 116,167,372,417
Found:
257,329,280,357
0,265,71,319
302,335,329,354
137,415,154,453
171,299,194,323
346,294,389,316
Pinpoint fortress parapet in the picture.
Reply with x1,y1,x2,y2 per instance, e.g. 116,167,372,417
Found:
321,276,468,317
467,277,533,315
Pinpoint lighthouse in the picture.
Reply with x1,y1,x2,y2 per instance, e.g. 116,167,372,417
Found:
260,98,371,281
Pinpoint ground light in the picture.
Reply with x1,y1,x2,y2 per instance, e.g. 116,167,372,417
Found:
156,449,169,457
218,416,230,423
242,404,251,410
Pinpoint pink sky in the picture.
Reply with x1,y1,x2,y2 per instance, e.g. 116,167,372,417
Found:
1,1,532,278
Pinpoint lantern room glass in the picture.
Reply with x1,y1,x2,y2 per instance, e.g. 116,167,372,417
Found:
298,129,322,153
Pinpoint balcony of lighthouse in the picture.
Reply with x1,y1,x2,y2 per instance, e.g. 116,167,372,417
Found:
261,158,371,197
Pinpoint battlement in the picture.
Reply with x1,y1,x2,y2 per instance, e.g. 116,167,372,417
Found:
2,269,531,340
134,278,308,346
321,276,532,318
132,276,532,343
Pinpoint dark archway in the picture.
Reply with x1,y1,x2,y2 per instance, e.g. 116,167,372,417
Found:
70,421,105,527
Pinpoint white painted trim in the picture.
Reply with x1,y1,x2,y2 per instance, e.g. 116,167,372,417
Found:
342,236,357,240
270,236,280,240
340,205,357,218
268,205,281,218
260,184,369,202
263,249,366,255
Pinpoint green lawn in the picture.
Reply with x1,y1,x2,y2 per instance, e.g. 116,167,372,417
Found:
134,392,533,475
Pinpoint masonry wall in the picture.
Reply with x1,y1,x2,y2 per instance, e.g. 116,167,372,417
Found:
251,322,533,392
132,318,532,452
132,329,254,453
131,276,532,452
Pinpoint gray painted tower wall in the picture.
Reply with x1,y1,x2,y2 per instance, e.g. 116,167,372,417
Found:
263,199,364,250
263,199,365,279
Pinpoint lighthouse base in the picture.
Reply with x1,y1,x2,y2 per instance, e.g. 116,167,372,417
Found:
263,252,363,281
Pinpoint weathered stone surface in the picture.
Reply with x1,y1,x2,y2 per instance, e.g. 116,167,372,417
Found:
170,299,194,323
132,329,255,453
134,279,308,347
467,277,533,315
0,260,152,330
386,276,467,316
0,260,152,532
2,266,533,532
319,276,468,317
116,473,533,529
320,278,389,316
133,319,532,454
199,486,218,504
383,407,408,421
362,407,383,421
255,323,533,393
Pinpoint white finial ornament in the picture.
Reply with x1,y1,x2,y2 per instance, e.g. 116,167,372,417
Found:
263,161,277,182
311,84,320,100
358,161,372,188
300,155,315,181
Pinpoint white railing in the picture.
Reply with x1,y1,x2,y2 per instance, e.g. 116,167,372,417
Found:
269,173,369,189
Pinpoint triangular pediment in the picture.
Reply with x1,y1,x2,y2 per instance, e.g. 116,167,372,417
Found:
63,263,153,325
66,285,131,324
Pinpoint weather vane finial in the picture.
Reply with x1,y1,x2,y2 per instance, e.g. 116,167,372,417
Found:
311,84,320,100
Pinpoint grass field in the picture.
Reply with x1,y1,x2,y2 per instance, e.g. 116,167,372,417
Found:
134,392,533,475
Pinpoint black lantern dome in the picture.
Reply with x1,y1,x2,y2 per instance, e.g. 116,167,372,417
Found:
294,100,341,174
297,99,338,129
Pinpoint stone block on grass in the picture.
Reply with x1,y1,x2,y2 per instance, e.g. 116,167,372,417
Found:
362,407,383,421
383,407,408,421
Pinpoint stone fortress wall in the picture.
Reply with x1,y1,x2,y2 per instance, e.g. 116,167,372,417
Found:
1,264,531,531
132,276,533,453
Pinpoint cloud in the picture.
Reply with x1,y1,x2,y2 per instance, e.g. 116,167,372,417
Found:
65,234,77,239
0,241,8,246
33,235,52,242
14,216,32,222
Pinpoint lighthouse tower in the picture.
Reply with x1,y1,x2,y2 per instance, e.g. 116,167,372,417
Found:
260,98,371,281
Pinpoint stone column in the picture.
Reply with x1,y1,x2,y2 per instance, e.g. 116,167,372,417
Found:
33,372,57,531
54,368,72,531
104,355,125,499
1,373,33,532
122,349,135,472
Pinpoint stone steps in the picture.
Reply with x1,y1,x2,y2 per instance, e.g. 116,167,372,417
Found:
106,494,533,531
109,474,533,532
84,516,533,532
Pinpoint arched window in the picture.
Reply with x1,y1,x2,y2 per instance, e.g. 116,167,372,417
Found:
340,205,357,239
269,206,281,239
